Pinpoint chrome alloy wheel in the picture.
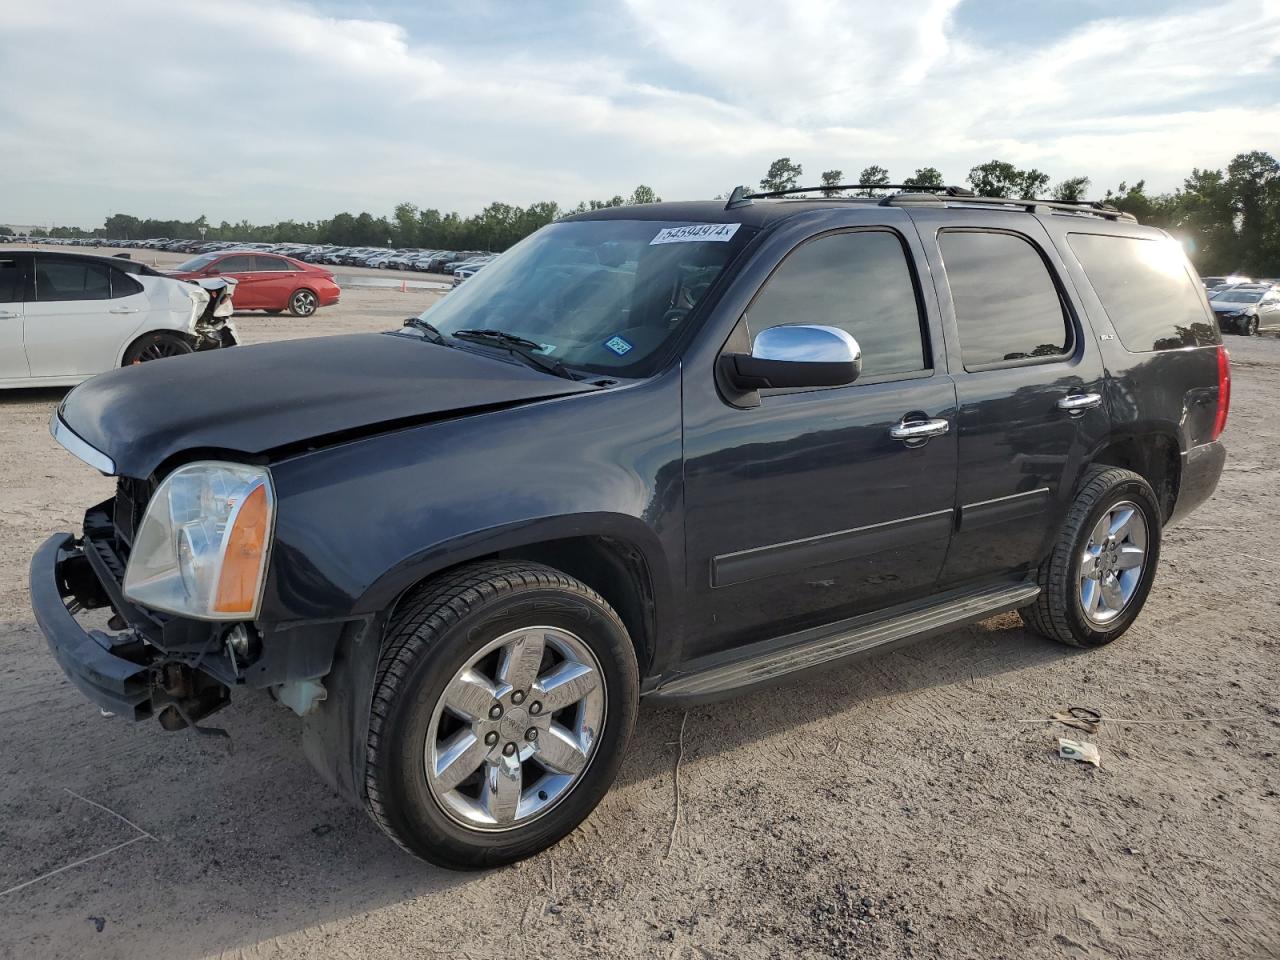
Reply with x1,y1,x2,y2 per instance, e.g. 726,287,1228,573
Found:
424,626,605,831
1078,500,1148,625
291,289,317,315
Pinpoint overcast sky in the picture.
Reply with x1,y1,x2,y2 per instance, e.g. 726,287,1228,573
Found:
3,0,1278,227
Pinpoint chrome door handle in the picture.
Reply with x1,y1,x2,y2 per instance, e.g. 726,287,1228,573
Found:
1057,393,1102,413
890,418,950,441
0,310,19,319
109,307,139,314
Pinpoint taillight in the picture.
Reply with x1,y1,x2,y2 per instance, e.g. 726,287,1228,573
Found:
1211,345,1230,441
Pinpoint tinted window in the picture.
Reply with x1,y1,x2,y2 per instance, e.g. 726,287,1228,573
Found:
744,230,928,379
939,231,1071,368
175,253,219,272
216,255,255,272
1068,234,1219,351
110,269,144,298
0,257,21,303
34,259,111,301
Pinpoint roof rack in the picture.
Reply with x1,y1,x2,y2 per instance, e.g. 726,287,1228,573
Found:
723,182,1136,222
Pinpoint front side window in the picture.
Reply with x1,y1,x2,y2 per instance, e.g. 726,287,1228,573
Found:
743,230,928,380
419,219,757,375
939,231,1071,368
1068,233,1219,351
34,258,111,301
217,255,255,273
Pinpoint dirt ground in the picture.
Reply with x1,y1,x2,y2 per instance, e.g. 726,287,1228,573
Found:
0,280,1276,960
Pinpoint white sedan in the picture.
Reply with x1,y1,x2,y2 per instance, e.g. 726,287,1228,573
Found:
0,250,237,388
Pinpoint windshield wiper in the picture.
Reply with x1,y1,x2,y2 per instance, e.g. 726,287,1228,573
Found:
452,328,581,381
402,317,449,344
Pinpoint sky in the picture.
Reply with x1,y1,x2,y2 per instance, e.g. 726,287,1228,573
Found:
2,0,1278,228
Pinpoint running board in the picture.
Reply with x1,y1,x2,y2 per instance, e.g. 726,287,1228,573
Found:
648,582,1040,704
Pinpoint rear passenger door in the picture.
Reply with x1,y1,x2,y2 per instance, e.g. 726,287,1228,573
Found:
0,254,28,379
211,254,258,308
910,211,1110,586
253,255,300,309
24,256,132,377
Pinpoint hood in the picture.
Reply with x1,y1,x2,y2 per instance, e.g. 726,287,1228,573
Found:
57,333,601,478
1209,300,1255,313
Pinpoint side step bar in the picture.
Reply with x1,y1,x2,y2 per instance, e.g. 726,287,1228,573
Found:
648,581,1040,704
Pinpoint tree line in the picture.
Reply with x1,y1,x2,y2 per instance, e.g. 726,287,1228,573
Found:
7,152,1276,274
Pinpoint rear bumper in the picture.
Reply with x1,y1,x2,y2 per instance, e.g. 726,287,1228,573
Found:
1169,439,1226,526
30,533,153,718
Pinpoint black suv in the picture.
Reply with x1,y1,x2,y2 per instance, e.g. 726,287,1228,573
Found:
32,185,1229,870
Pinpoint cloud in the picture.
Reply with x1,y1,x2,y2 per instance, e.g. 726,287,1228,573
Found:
0,0,1276,225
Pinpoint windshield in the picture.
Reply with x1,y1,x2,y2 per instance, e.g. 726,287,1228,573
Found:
175,253,219,272
1214,289,1265,303
417,219,756,375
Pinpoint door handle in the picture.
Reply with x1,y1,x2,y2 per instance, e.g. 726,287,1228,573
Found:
0,310,19,319
890,418,950,441
1057,393,1102,414
109,307,139,314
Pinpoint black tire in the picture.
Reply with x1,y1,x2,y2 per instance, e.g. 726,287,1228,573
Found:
288,288,319,317
364,560,639,869
1020,466,1162,647
122,331,194,365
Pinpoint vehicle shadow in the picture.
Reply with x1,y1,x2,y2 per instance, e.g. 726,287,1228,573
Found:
0,386,71,405
0,611,1078,958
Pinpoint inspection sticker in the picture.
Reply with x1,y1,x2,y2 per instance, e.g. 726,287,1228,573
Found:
603,335,634,356
650,223,740,245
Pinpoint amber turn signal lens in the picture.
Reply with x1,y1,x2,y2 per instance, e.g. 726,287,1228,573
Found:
214,484,270,615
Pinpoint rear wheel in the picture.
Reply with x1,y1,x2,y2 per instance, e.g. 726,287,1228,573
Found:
1020,466,1161,647
122,332,194,365
364,561,639,869
288,289,318,317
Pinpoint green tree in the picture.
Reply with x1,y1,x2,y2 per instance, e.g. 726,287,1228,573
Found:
629,185,661,205
819,169,844,196
907,166,945,188
392,202,420,247
967,160,1049,199
0,226,12,237
855,165,890,196
760,157,803,193
1052,176,1091,202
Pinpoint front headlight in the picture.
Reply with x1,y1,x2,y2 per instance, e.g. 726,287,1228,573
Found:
123,461,275,620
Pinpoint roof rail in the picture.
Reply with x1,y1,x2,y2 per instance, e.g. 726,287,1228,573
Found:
883,192,1136,222
741,183,961,200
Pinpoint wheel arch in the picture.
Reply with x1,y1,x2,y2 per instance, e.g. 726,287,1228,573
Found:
117,327,195,367
1088,430,1181,521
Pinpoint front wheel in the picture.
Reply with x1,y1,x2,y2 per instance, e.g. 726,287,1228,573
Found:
288,289,318,317
364,561,639,869
1020,466,1162,647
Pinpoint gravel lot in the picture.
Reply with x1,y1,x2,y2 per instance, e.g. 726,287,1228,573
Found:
0,280,1276,960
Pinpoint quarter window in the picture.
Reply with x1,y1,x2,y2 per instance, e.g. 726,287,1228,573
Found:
939,231,1071,368
110,269,144,299
1067,233,1219,351
34,259,112,301
744,230,928,380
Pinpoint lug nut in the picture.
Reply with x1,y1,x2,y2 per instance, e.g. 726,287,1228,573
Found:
503,742,517,757
489,704,503,719
529,701,542,716
485,731,498,746
525,728,538,742
512,690,526,705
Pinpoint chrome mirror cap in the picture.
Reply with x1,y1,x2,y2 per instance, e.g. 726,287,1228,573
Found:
751,324,863,366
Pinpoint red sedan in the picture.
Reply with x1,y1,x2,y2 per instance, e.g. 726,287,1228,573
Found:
170,251,340,317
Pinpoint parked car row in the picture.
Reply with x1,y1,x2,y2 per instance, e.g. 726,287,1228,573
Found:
2,235,497,276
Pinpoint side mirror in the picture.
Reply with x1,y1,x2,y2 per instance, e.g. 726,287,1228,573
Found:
722,324,863,390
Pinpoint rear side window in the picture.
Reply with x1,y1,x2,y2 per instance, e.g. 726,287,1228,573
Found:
34,259,111,301
744,230,928,380
1068,233,1220,351
0,257,21,302
110,269,144,298
939,231,1071,369
255,255,295,271
217,255,255,272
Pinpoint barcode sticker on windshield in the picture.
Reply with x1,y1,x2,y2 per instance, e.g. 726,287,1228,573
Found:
650,223,740,245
